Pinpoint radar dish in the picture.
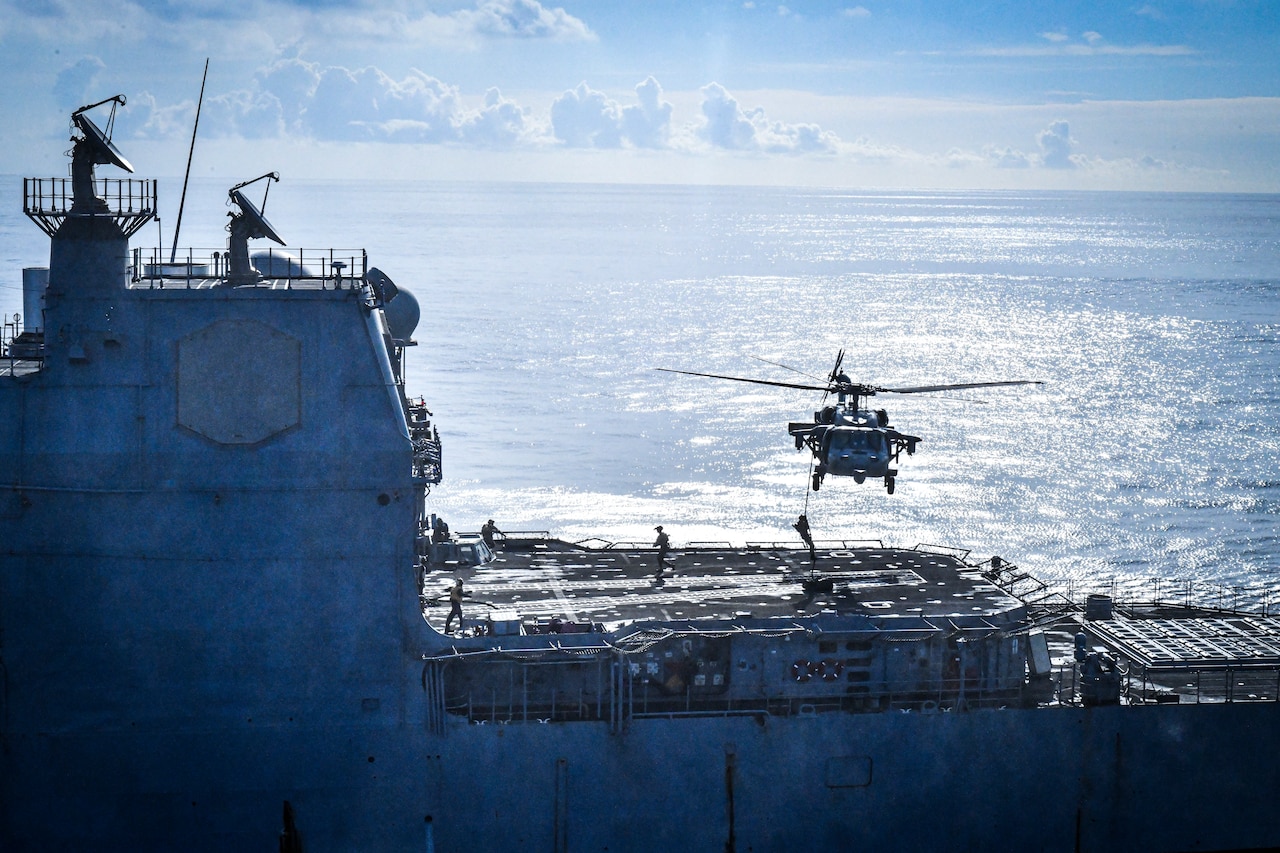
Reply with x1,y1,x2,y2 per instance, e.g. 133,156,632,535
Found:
230,189,285,245
367,267,400,304
72,112,134,173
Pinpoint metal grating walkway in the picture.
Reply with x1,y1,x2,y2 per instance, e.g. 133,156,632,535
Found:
1089,617,1280,668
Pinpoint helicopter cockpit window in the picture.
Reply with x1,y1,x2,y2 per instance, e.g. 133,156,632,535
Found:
831,430,885,453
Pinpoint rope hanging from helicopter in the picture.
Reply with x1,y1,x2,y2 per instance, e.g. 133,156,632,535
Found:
802,459,813,515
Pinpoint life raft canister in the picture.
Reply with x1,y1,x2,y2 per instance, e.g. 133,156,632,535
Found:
791,660,819,682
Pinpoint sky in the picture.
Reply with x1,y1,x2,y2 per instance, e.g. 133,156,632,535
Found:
1,0,1278,191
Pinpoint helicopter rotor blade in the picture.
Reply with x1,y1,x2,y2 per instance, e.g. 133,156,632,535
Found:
655,368,832,393
828,349,845,384
820,348,846,406
878,380,1044,394
748,355,827,384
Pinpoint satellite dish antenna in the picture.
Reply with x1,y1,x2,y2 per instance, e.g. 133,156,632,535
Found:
225,174,285,285
230,189,285,245
69,95,132,212
366,267,400,304
72,112,134,173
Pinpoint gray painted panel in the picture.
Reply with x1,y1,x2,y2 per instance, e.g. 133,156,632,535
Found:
177,319,301,445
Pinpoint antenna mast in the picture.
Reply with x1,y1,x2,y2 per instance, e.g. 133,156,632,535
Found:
170,58,209,265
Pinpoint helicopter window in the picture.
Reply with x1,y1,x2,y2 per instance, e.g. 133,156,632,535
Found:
831,430,885,452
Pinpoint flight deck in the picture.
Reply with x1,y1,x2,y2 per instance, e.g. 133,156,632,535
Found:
421,536,1028,636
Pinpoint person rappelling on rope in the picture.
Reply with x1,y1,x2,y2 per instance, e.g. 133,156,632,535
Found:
793,513,816,568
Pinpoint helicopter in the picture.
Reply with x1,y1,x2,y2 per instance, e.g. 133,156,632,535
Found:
657,350,1042,494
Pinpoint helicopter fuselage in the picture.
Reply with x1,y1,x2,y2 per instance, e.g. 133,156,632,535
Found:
789,403,920,492
656,352,1038,495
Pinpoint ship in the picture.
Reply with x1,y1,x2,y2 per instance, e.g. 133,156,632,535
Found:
3,99,1280,852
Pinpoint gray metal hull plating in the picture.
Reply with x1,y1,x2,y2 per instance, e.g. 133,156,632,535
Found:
4,701,1278,851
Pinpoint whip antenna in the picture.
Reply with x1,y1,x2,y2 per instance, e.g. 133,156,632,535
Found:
170,58,209,265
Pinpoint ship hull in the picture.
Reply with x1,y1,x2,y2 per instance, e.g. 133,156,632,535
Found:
5,701,1278,851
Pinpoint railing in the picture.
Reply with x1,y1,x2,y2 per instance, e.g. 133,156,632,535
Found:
431,639,1023,727
24,177,156,237
436,643,1280,725
552,537,889,551
1046,656,1280,707
492,537,978,556
1068,576,1275,617
0,313,44,374
130,247,368,288
978,556,1276,618
746,539,887,551
407,397,442,486
440,672,1024,726
1,314,18,353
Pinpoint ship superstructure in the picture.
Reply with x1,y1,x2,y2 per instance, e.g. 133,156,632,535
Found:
3,101,1280,852
2,101,443,849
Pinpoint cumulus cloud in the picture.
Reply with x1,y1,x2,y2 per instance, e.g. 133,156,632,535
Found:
622,77,674,148
700,84,758,150
302,66,464,142
202,91,287,139
127,92,195,140
698,83,839,154
550,78,673,148
256,58,319,127
842,6,871,18
129,58,539,147
458,88,534,147
455,0,595,41
123,56,854,164
978,120,1080,170
987,146,1032,169
1036,119,1076,168
128,84,288,142
550,83,624,147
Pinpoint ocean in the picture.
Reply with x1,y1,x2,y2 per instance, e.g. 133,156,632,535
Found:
3,178,1278,600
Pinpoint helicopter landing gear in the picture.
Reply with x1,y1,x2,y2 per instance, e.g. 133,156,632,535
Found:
812,471,822,491
885,476,896,495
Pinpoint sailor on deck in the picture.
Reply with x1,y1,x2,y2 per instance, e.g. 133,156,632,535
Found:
444,579,464,635
481,519,503,549
654,525,671,578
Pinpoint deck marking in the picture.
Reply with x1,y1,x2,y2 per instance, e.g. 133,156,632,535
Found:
550,580,580,622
